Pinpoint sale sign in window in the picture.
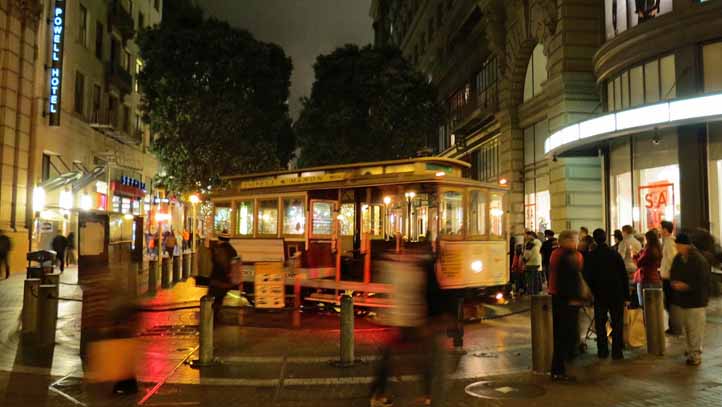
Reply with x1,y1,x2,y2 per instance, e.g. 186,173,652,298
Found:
639,182,675,230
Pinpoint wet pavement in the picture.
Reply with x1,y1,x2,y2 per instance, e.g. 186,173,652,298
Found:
2,268,722,406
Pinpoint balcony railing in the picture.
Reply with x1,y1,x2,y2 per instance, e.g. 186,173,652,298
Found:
108,0,135,40
106,62,132,95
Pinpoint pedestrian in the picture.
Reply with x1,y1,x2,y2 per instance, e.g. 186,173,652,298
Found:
511,244,525,295
548,230,584,381
66,231,76,266
618,225,642,305
0,231,11,279
578,235,595,254
670,232,710,366
541,230,558,288
208,231,238,322
51,233,69,273
659,221,680,334
579,226,589,241
612,229,624,251
584,229,629,359
523,231,542,295
634,229,662,308
164,228,177,257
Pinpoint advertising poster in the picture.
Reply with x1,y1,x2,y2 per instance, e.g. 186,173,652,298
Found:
639,181,675,231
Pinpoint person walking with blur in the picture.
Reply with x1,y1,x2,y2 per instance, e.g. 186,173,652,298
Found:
0,231,11,279
548,230,584,381
208,232,238,322
634,230,663,308
523,231,542,295
660,221,680,335
584,229,629,359
670,233,710,366
52,233,69,273
541,230,558,288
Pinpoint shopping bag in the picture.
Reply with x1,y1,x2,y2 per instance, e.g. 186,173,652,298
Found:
624,307,646,348
86,338,138,383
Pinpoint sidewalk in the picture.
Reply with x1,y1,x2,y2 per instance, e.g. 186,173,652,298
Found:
2,268,722,406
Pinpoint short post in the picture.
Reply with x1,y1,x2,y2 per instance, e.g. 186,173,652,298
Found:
531,294,554,373
644,288,665,356
172,255,181,283
198,295,214,365
161,256,171,289
339,294,355,366
148,259,158,294
22,278,41,335
182,253,191,280
37,284,59,348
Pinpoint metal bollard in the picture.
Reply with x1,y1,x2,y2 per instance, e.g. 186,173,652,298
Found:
182,253,191,280
22,279,41,335
531,294,553,373
644,288,665,356
172,255,181,283
37,284,59,348
198,295,215,365
148,259,158,294
339,294,355,366
161,257,171,288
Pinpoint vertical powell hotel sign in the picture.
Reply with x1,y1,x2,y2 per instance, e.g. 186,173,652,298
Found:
48,0,66,126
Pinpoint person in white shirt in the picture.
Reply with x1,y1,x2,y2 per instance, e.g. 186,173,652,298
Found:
523,231,543,295
618,225,642,304
660,220,680,335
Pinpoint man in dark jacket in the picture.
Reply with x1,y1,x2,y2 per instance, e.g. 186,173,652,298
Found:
208,232,238,322
670,232,710,366
51,233,69,273
584,229,629,360
548,230,583,381
540,230,558,287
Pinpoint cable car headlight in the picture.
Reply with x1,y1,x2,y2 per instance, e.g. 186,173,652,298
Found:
471,260,483,273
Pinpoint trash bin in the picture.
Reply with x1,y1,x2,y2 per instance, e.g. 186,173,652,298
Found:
26,250,57,279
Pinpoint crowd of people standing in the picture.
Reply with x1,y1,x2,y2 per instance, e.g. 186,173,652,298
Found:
512,221,719,381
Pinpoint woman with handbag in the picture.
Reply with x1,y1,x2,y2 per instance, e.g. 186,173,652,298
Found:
634,230,663,308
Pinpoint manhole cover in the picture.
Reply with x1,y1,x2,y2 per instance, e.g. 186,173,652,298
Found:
465,381,546,400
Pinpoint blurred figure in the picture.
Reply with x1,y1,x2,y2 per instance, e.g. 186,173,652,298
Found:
612,229,624,251
618,225,642,305
578,235,595,254
511,244,525,295
66,231,76,266
670,232,710,366
634,230,662,308
208,232,237,321
548,230,583,381
579,226,589,241
164,228,177,257
371,243,447,407
523,231,542,295
541,230,558,289
660,221,680,335
51,233,68,273
0,231,10,279
584,229,629,359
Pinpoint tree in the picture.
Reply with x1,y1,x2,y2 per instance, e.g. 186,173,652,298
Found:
295,44,442,168
137,1,294,192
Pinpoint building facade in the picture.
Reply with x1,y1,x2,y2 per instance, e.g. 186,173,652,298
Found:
371,0,605,236
0,0,162,274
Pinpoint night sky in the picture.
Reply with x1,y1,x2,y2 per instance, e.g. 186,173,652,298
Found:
196,0,374,119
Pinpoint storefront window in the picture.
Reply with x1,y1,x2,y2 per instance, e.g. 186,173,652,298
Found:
257,199,278,236
525,191,550,233
440,191,463,237
703,41,722,93
490,192,504,237
709,123,722,239
236,200,253,236
121,197,131,214
112,195,121,212
339,204,355,236
468,189,487,237
282,197,305,236
312,201,333,236
214,205,231,233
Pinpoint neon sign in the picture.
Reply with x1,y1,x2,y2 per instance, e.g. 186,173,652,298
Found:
48,0,66,126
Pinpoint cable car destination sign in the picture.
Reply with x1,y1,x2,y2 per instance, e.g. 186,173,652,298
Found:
48,0,66,126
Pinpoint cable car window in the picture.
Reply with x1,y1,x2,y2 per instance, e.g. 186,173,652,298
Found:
257,199,279,236
282,197,306,236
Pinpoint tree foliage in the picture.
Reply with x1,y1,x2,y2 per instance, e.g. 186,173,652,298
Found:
137,2,294,192
295,45,442,168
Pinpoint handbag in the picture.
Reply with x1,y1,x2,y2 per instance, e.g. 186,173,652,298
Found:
624,307,647,348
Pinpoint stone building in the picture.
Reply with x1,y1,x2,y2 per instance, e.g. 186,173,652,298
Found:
0,0,162,274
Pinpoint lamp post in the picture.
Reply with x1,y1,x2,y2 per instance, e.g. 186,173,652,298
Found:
189,194,200,253
383,196,391,240
404,191,416,241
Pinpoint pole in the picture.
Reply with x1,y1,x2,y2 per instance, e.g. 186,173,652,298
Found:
531,294,553,373
161,255,171,288
644,288,665,356
22,278,41,335
339,294,355,366
37,283,59,348
191,203,198,276
198,295,214,365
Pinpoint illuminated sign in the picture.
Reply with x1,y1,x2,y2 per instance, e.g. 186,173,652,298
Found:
238,173,346,190
545,92,722,155
48,0,66,126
